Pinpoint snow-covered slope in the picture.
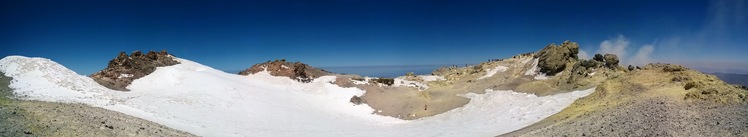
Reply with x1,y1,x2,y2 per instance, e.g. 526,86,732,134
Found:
0,56,114,105
0,56,595,137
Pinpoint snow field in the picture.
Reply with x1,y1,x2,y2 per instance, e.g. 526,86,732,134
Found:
0,56,595,137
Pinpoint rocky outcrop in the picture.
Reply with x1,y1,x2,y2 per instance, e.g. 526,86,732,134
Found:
90,50,179,91
593,54,604,62
534,41,579,76
238,59,330,82
514,40,632,96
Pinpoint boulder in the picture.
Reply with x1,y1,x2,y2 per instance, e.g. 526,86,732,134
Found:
349,96,364,105
90,50,180,91
593,54,605,62
579,59,601,68
603,54,619,69
534,41,580,76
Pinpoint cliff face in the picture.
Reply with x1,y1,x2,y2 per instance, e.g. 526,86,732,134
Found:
90,50,179,91
238,59,330,82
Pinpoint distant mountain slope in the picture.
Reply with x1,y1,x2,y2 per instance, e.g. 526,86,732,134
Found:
709,72,748,86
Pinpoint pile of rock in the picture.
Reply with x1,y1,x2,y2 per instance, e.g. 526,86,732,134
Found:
238,59,330,82
514,40,628,94
534,40,579,76
90,50,179,91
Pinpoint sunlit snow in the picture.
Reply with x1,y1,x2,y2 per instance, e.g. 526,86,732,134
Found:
393,78,429,91
0,56,595,137
478,65,508,80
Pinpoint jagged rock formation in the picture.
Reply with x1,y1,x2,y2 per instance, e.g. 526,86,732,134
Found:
513,42,624,96
534,41,580,76
90,50,179,91
238,59,330,82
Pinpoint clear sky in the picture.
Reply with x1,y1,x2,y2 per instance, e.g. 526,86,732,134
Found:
1,0,747,75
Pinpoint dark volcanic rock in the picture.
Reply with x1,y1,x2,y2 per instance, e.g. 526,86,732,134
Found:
579,59,601,68
603,54,619,69
90,50,179,91
593,54,605,62
373,78,394,86
534,40,580,76
238,59,331,82
349,96,364,105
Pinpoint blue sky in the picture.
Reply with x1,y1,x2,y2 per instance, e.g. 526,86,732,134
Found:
1,0,747,75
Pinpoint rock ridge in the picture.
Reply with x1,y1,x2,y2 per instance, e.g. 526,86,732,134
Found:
238,59,331,82
90,50,179,91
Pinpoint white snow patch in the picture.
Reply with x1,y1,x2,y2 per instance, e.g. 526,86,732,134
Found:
534,73,550,80
478,65,508,80
0,56,114,105
394,78,429,91
0,55,598,137
419,75,445,82
118,73,134,79
523,58,553,80
351,77,372,85
281,65,289,69
524,58,540,76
